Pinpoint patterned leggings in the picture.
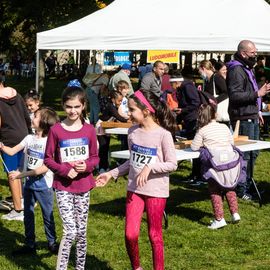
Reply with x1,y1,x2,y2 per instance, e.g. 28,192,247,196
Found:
55,189,90,270
125,191,166,270
208,179,238,220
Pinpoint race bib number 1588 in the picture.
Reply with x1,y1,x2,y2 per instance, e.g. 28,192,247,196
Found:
60,137,89,162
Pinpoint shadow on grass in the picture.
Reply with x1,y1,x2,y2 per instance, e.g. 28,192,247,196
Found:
91,197,126,217
0,222,113,270
0,178,9,187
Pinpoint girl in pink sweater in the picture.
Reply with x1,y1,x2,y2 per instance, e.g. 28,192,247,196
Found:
96,89,177,270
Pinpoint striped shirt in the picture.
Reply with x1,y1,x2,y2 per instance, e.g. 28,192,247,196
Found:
191,120,233,151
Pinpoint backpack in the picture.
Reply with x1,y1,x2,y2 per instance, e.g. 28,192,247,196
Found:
197,90,217,106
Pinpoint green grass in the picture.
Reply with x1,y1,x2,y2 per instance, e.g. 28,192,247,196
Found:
1,77,270,269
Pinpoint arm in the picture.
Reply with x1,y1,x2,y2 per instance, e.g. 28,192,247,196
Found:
147,132,177,174
0,142,24,156
214,75,228,103
9,164,48,180
140,74,152,91
108,103,128,122
96,130,132,186
83,127,100,173
191,130,203,151
44,128,73,177
181,84,201,114
227,66,258,106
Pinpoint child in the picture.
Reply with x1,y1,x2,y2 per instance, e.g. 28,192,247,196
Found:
191,104,244,229
116,80,130,154
116,80,130,119
24,89,41,122
44,84,99,270
96,89,177,270
0,107,59,254
97,90,128,173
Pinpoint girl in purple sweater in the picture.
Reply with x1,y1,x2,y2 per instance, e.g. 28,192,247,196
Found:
96,89,177,270
44,82,99,270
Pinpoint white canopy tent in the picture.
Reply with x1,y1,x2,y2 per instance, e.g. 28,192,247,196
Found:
37,0,270,51
36,0,270,88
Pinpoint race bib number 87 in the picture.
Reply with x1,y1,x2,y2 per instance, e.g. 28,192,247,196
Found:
27,149,44,170
130,144,157,169
60,138,89,163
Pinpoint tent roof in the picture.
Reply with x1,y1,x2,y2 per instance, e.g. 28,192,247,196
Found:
37,0,270,52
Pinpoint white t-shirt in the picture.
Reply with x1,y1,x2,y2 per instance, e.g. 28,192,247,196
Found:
20,134,53,188
119,97,129,118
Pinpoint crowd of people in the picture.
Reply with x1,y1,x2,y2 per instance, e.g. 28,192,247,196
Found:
0,39,270,270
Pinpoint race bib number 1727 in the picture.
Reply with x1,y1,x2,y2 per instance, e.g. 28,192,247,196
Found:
130,144,157,169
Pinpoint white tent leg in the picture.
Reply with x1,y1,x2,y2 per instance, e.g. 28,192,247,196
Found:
35,50,40,92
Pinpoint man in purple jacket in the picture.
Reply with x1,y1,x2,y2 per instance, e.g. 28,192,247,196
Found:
227,40,270,200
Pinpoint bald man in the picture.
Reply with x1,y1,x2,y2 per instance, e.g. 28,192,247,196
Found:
227,40,270,200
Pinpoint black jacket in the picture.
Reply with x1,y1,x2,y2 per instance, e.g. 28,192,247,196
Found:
204,74,228,103
0,93,31,147
227,55,259,121
177,80,201,123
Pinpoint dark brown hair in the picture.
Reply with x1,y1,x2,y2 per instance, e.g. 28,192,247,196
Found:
130,89,177,135
197,104,216,130
62,86,88,121
37,107,60,137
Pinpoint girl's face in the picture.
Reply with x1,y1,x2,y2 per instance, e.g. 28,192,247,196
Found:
113,95,123,107
217,65,227,79
63,97,85,122
120,87,129,97
26,98,40,113
128,98,145,124
32,110,41,131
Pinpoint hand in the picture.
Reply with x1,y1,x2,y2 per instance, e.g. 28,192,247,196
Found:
95,172,112,187
259,111,264,125
0,142,4,150
8,170,20,181
173,108,182,115
257,83,270,97
67,168,78,179
74,160,86,173
136,165,151,188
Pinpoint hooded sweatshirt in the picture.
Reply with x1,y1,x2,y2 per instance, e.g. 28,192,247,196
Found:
0,86,31,147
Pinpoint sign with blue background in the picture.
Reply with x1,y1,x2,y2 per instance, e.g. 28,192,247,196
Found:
104,52,132,66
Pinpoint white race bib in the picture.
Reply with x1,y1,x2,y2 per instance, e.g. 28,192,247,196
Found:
130,144,157,169
27,149,44,170
60,138,89,163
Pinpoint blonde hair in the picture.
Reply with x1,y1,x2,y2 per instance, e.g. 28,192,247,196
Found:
199,60,214,72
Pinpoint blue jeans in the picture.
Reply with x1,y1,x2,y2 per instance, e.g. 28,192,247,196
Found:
87,87,100,125
24,187,56,248
232,119,260,196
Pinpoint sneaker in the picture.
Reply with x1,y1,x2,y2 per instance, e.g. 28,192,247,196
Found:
241,194,252,201
1,210,24,221
231,213,241,223
12,245,36,256
208,218,227,229
48,242,59,254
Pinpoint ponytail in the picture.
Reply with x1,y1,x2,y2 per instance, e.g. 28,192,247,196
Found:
131,90,177,135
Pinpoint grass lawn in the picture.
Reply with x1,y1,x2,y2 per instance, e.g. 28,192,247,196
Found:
1,77,270,269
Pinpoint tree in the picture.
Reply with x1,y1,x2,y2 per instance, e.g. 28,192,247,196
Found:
0,0,113,59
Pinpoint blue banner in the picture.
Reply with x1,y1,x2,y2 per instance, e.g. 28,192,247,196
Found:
104,52,132,66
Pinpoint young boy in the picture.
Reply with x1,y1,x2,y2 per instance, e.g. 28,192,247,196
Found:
116,80,130,120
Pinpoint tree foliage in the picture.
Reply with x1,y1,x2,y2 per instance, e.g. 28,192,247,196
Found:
0,0,113,58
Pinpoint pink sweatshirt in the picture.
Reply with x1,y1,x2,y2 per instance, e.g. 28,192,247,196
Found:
110,125,177,198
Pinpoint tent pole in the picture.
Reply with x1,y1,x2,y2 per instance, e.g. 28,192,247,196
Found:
35,50,40,92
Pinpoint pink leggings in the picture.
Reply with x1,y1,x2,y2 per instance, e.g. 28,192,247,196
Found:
208,179,238,220
125,191,166,270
